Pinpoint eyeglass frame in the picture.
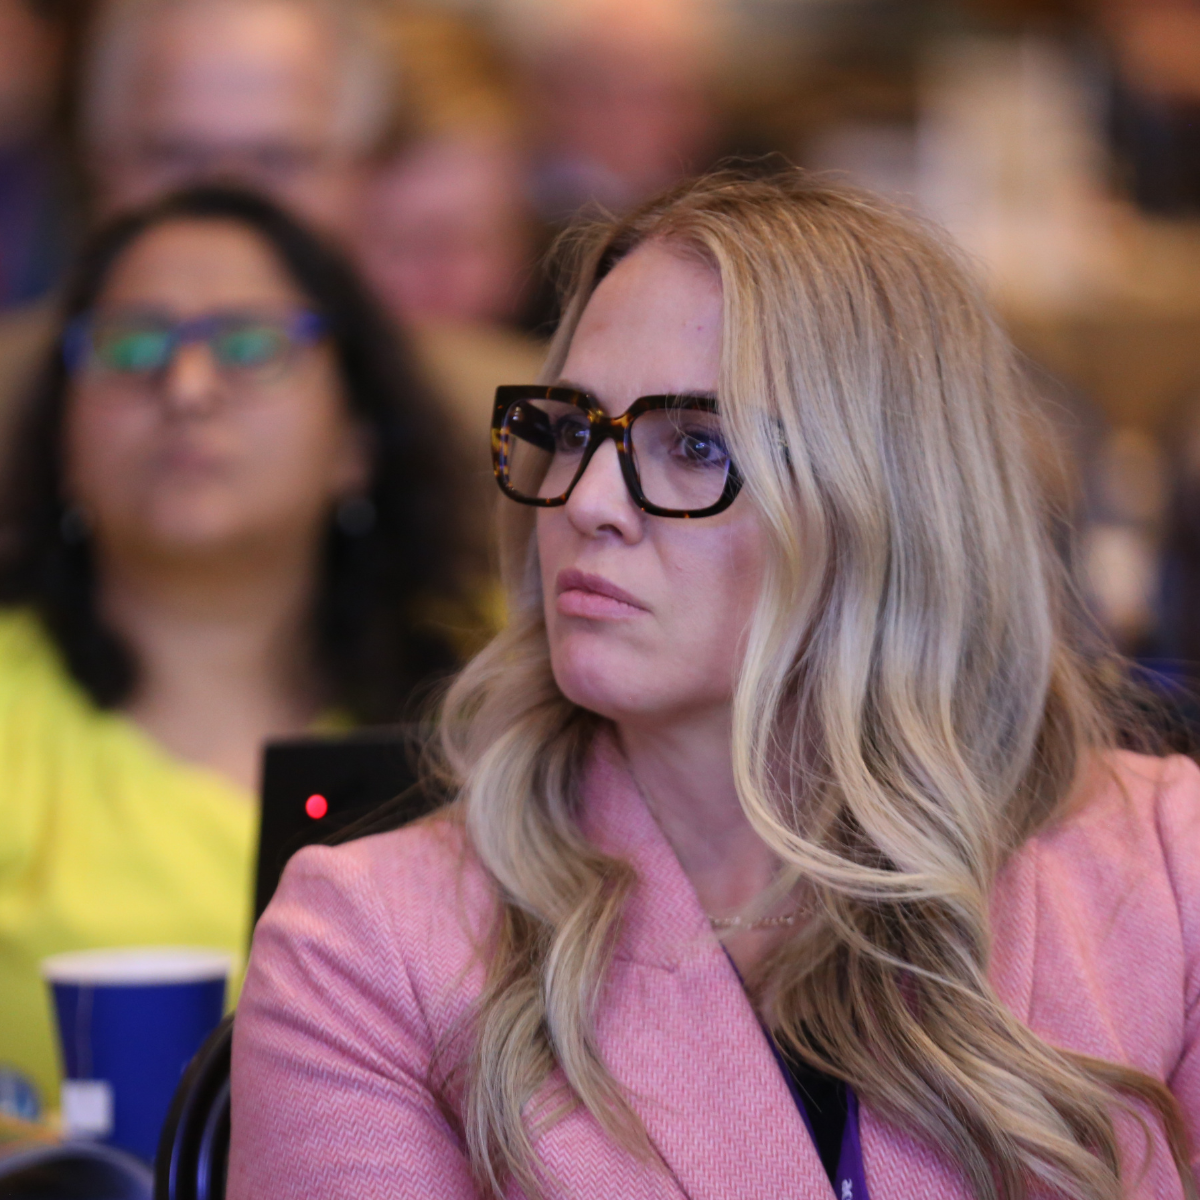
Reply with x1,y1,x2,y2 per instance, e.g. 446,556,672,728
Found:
61,309,328,380
491,384,744,519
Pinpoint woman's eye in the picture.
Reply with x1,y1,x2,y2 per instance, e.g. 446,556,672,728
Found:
551,417,590,454
216,327,285,368
674,428,730,468
99,330,172,372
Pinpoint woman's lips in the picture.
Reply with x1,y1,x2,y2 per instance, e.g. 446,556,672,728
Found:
153,441,229,478
555,569,648,619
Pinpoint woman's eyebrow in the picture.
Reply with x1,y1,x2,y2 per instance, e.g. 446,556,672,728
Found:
552,380,718,403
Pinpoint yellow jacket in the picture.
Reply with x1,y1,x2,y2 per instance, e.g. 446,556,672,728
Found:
0,609,255,1109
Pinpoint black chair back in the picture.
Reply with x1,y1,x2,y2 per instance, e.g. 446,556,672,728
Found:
154,1015,232,1200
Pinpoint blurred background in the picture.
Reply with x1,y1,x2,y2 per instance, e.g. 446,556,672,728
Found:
2,0,1199,669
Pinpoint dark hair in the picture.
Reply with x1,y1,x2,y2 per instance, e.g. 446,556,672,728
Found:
0,184,465,722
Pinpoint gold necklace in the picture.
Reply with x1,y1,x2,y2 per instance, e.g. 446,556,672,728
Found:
707,909,799,931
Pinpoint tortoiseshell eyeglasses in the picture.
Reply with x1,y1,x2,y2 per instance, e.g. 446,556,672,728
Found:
491,385,743,519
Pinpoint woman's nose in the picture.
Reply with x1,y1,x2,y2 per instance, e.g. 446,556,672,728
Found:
564,438,642,541
159,342,224,415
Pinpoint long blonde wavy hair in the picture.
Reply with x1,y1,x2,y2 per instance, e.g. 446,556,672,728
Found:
434,169,1195,1199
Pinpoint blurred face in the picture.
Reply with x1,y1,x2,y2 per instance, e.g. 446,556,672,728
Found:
537,241,765,729
533,34,717,206
358,138,531,326
64,219,366,566
97,1,362,233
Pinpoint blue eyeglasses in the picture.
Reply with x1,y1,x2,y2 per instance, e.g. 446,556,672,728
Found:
63,309,328,382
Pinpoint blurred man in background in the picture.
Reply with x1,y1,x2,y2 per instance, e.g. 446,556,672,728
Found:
0,0,391,447
357,7,537,332
363,136,532,330
502,0,727,222
358,131,544,480
82,0,387,235
351,6,546,532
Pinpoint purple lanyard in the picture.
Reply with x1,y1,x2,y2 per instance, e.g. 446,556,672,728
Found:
768,1039,871,1200
834,1090,870,1200
722,950,871,1198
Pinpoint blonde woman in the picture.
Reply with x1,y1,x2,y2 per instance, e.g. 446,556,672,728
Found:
229,171,1200,1200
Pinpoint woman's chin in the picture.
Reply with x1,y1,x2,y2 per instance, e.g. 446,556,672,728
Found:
550,651,667,726
112,506,272,562
551,658,626,720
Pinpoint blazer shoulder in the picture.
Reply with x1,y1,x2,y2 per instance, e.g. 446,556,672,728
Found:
255,811,495,1031
286,808,494,929
988,753,1200,1083
1019,750,1200,971
232,813,489,1199
1105,752,1200,950
1047,750,1200,859
288,810,477,904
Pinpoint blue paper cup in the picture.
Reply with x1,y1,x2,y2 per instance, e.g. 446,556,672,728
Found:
41,947,231,1163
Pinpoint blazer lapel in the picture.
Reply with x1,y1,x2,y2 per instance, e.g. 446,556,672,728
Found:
582,742,835,1199
577,740,1042,1200
858,1105,973,1200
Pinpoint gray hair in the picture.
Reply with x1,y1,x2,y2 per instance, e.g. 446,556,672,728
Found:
82,0,391,155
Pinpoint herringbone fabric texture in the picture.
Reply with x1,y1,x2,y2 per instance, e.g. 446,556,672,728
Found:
229,745,1200,1198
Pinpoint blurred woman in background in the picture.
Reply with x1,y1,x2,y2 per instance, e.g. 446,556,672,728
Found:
0,185,464,1110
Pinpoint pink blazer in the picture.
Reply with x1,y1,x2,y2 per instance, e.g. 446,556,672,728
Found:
229,746,1200,1198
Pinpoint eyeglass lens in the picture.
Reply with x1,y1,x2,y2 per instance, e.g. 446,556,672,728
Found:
502,398,732,512
88,318,298,379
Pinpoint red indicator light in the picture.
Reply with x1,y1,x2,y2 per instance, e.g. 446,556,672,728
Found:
305,794,328,820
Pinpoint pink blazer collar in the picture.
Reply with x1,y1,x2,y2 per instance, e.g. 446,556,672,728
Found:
574,734,984,1199
577,737,842,1196
579,737,715,967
